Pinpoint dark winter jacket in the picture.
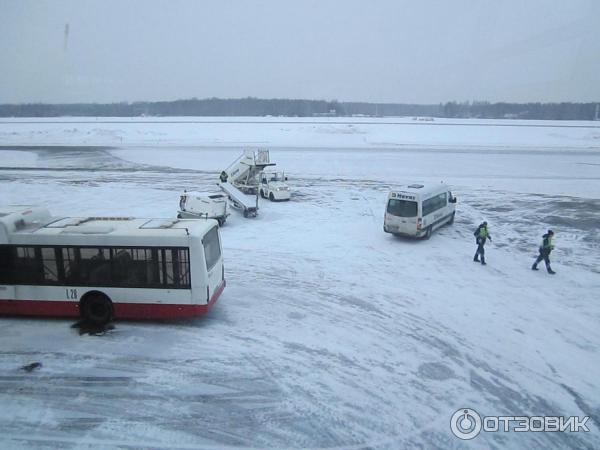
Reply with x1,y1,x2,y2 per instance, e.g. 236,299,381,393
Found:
474,224,491,245
540,233,555,255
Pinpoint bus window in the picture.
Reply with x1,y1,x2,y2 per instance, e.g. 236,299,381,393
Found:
112,248,157,286
41,247,59,283
80,248,111,284
202,227,221,271
131,248,154,285
177,249,190,286
14,247,40,284
112,249,134,284
387,199,418,218
0,246,11,284
159,249,175,285
62,247,80,283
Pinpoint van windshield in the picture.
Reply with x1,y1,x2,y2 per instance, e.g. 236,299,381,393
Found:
387,199,418,218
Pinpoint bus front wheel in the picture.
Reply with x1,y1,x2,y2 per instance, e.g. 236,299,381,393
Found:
81,293,113,325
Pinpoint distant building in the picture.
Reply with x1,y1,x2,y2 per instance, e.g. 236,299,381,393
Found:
313,109,338,117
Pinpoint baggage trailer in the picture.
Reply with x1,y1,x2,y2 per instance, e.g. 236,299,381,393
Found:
218,181,259,218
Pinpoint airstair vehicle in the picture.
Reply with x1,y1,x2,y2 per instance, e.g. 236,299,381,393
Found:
219,149,275,195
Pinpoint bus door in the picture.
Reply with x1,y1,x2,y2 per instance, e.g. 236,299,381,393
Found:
202,227,223,301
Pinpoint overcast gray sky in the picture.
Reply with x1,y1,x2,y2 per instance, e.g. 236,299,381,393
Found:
1,0,599,104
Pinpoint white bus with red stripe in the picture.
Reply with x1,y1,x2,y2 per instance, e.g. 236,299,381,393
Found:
0,207,225,323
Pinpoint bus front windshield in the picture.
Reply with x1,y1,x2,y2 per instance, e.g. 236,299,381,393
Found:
387,199,418,218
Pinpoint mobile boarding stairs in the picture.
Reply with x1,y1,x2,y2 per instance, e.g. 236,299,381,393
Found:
218,149,275,218
220,149,275,195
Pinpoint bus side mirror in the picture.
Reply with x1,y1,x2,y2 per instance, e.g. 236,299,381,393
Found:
450,197,457,203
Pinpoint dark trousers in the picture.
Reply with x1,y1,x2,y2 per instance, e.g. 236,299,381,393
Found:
474,239,485,263
534,249,551,269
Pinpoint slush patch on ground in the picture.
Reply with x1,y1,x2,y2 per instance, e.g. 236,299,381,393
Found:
71,320,115,336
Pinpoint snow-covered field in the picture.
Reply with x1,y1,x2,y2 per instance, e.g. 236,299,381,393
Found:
0,118,599,449
1,116,600,149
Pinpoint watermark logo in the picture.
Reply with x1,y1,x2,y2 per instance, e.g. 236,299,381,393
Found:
450,408,482,440
450,408,590,440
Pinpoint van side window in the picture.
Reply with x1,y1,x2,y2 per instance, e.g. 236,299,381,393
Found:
422,193,447,216
438,193,447,208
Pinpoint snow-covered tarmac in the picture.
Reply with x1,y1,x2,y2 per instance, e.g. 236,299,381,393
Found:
0,118,599,449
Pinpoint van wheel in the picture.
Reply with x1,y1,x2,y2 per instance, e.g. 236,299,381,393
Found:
269,193,275,201
449,212,455,225
81,293,113,325
424,226,433,239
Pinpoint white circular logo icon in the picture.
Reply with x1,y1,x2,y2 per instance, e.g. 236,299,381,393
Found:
450,408,482,440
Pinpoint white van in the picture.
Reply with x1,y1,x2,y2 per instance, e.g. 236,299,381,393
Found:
383,183,457,239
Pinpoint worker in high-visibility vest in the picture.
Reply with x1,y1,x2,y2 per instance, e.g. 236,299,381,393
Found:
473,221,491,265
532,230,556,274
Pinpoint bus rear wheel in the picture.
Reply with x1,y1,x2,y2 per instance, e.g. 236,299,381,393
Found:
82,293,113,325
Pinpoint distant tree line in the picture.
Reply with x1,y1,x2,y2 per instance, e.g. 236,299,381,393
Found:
0,97,597,120
441,101,599,120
